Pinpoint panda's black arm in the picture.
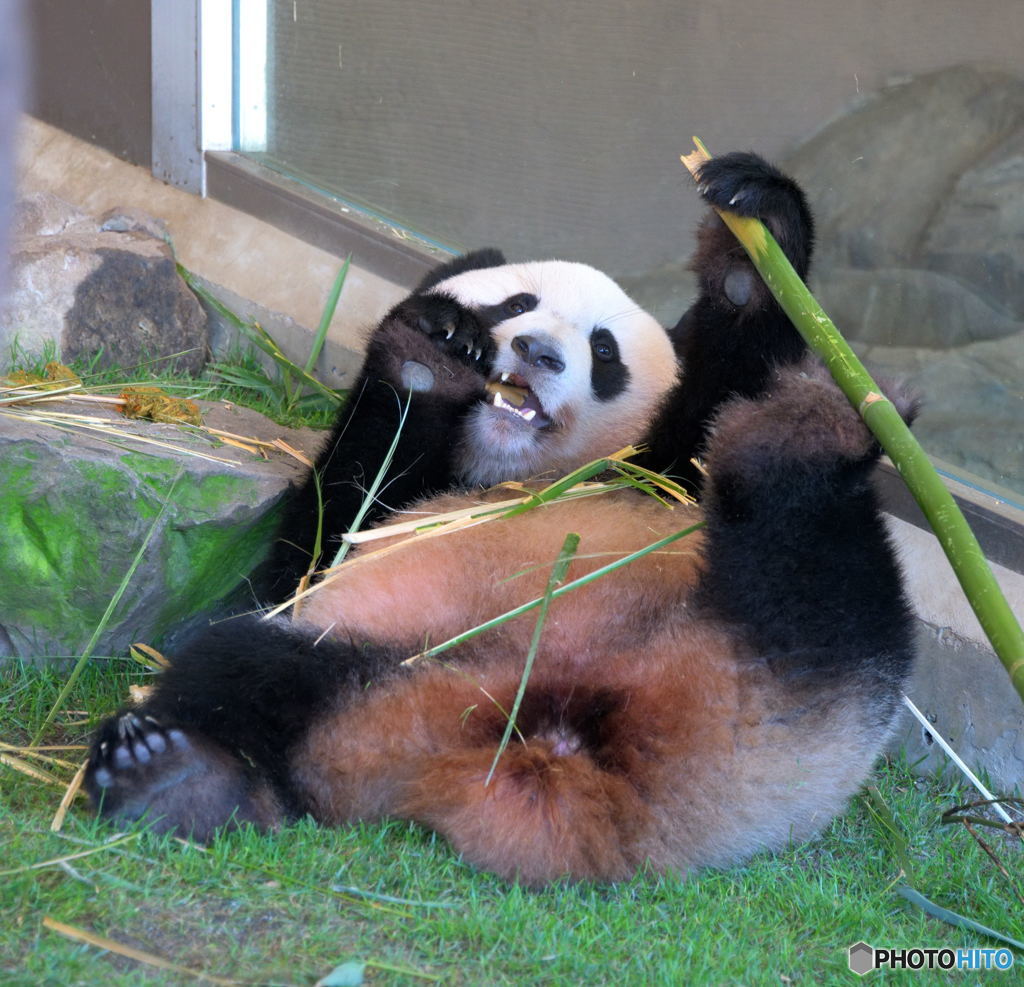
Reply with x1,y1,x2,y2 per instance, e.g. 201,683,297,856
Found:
636,152,815,489
255,292,495,603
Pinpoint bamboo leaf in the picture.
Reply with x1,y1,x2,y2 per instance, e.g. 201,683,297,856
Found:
896,886,1024,951
42,916,240,984
307,255,351,375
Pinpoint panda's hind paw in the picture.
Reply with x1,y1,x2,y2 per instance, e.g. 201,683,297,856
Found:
85,710,282,838
85,711,193,809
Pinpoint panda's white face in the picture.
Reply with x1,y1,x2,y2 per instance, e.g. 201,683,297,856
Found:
431,261,678,486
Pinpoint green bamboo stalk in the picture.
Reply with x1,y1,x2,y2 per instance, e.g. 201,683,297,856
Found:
683,138,1024,700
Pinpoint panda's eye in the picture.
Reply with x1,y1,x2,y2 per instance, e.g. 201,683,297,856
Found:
590,328,619,363
502,293,537,319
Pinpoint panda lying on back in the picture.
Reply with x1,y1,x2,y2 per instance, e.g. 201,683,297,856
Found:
85,153,916,885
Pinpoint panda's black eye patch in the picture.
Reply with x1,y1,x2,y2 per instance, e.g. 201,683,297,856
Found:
504,293,538,318
476,293,538,326
590,327,629,401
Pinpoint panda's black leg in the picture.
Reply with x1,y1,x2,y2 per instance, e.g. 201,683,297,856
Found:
696,363,917,665
84,615,401,836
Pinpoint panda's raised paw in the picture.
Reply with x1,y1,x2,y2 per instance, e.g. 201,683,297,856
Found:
696,152,812,252
394,293,493,368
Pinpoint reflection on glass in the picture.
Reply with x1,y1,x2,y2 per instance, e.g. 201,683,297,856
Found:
237,0,1024,497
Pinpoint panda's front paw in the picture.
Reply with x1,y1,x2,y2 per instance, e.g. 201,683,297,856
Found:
395,293,494,369
696,152,812,270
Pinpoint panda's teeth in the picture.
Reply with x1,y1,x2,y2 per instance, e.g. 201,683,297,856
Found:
492,390,533,421
500,372,512,383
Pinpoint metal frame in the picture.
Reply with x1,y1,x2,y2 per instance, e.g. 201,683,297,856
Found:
151,0,202,193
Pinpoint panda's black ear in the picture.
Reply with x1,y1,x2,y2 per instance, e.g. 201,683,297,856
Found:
414,249,507,294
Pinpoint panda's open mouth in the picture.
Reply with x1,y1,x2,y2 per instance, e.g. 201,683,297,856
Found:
484,372,552,428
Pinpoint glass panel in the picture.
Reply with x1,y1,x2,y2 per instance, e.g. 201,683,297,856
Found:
237,0,1024,499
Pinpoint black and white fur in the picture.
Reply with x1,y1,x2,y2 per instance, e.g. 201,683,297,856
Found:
84,153,916,885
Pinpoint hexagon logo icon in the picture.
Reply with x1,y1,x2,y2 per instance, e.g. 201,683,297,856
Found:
848,941,875,976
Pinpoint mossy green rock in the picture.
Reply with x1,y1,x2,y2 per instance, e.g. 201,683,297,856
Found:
0,402,318,662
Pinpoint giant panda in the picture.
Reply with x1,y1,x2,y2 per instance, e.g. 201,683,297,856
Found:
84,153,916,885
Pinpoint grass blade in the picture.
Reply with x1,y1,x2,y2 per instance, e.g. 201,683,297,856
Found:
30,468,184,744
327,387,413,570
307,255,351,375
896,886,1024,950
485,533,580,785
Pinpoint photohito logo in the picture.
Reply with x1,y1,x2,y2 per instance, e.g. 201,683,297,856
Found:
848,941,1014,975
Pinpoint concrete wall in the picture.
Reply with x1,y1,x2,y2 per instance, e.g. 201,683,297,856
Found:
27,0,151,167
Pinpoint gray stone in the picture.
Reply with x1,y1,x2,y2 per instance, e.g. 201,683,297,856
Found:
923,131,1024,320
11,190,95,238
1,221,209,374
0,399,322,662
787,65,1024,274
859,330,1024,486
99,205,171,243
820,266,1023,349
892,622,1024,793
779,64,1024,493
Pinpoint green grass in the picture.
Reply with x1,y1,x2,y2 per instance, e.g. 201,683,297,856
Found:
1,662,1021,986
2,338,340,431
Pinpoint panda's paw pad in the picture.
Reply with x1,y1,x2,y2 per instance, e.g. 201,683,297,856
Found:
397,294,492,368
87,711,189,794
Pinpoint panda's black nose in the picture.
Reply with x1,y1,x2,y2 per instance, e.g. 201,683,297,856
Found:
511,334,565,373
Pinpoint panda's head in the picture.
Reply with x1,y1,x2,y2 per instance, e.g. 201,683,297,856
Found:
427,256,678,487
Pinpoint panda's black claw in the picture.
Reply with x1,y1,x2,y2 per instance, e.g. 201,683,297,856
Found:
695,151,813,276
395,294,492,369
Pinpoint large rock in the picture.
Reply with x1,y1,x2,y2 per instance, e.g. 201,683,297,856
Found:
817,267,1023,348
0,192,208,374
0,401,321,662
782,65,1024,491
858,330,1024,484
922,130,1024,320
788,65,1024,277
